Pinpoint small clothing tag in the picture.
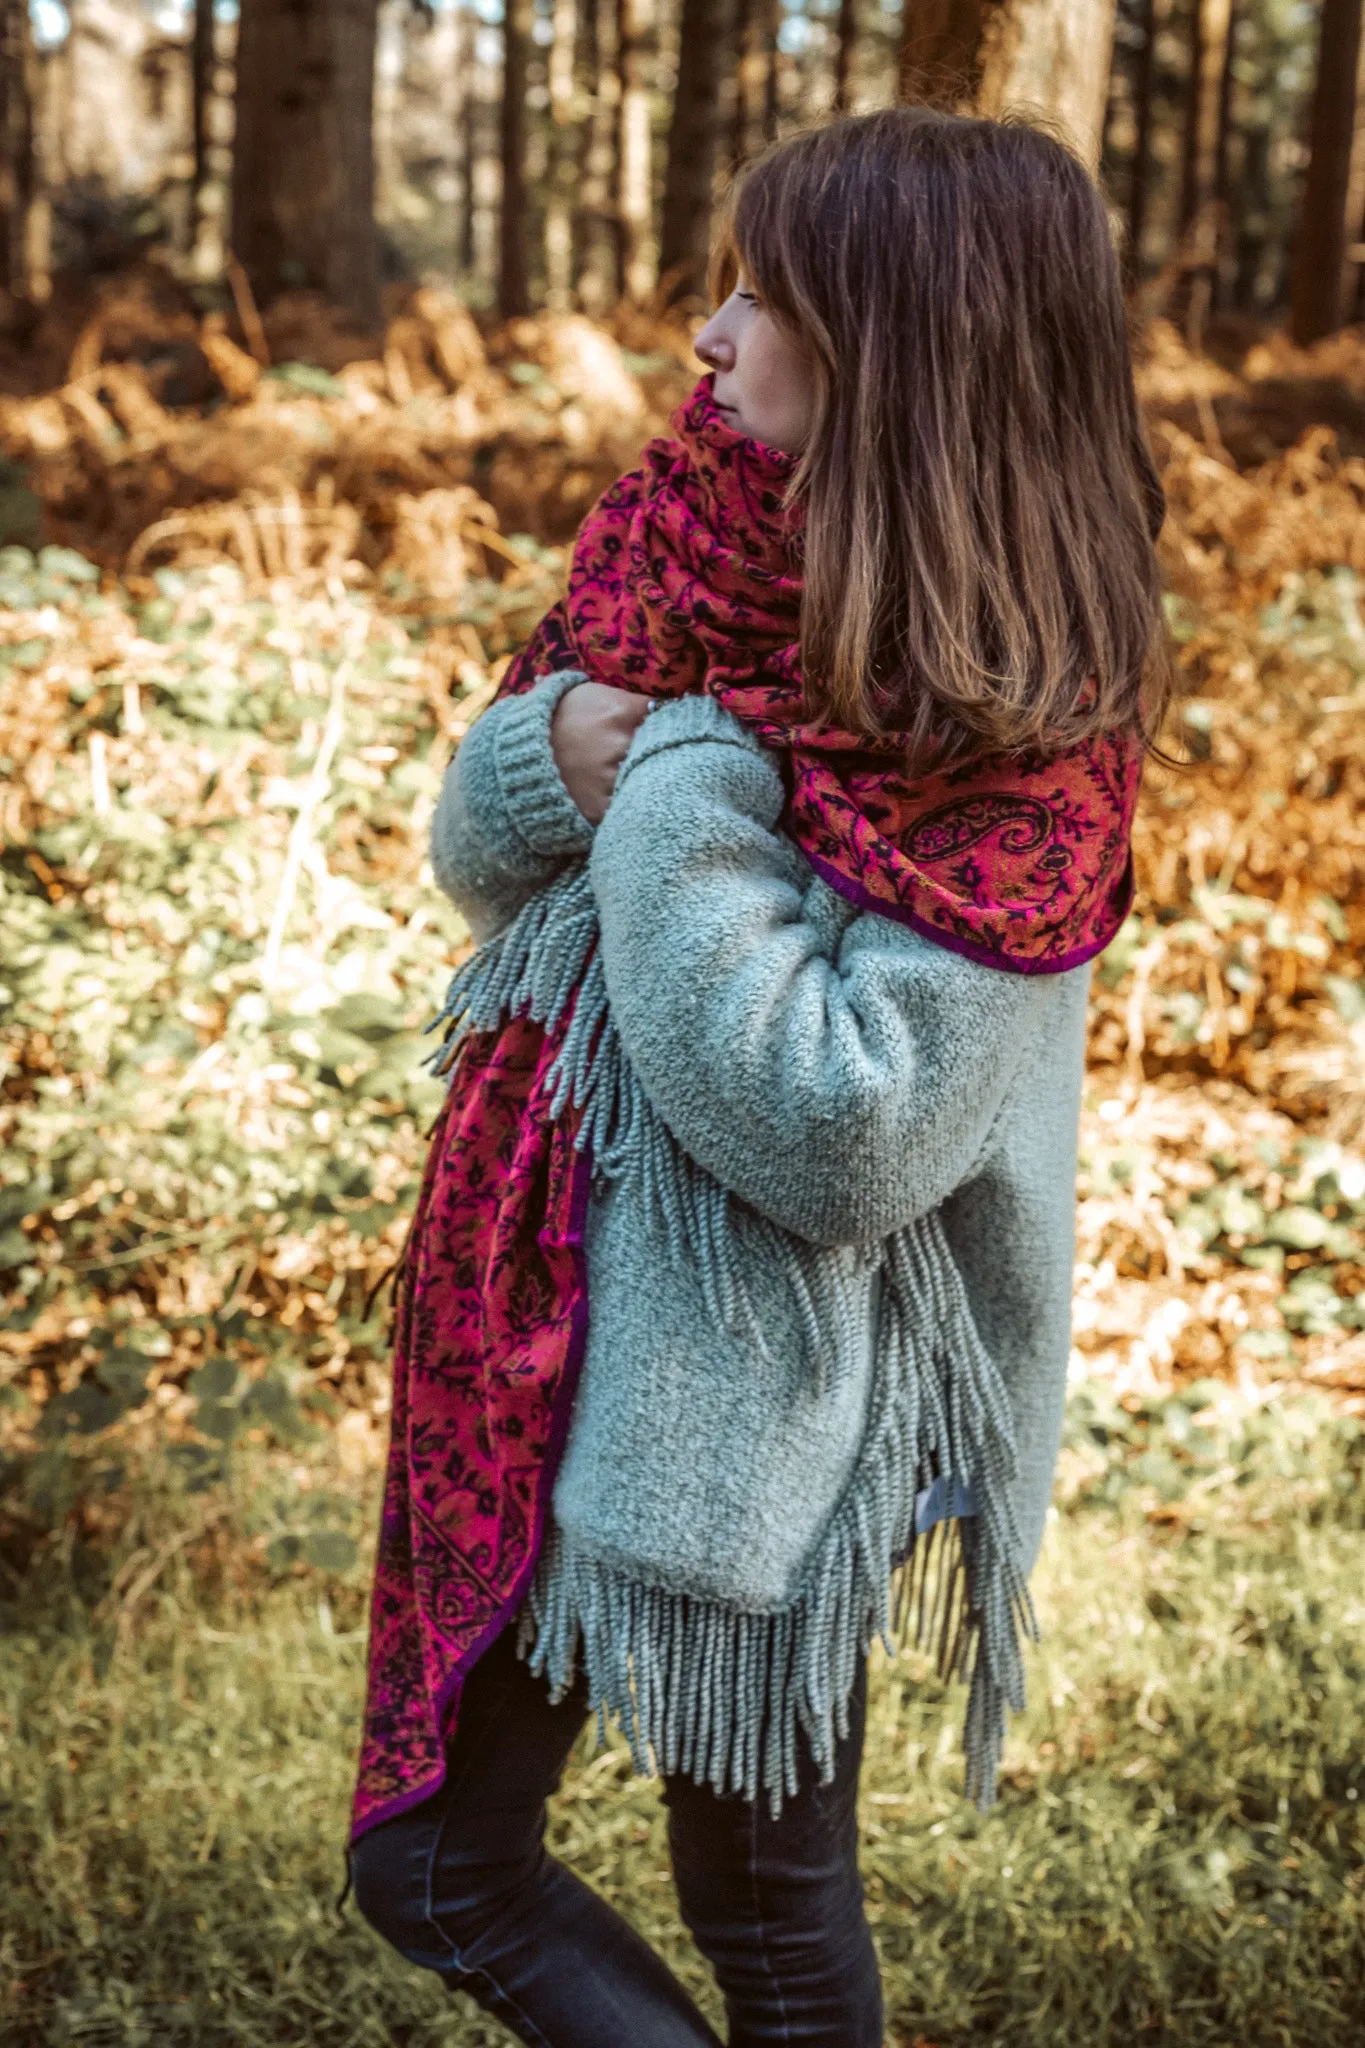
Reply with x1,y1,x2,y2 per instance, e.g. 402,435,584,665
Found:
914,1474,978,1535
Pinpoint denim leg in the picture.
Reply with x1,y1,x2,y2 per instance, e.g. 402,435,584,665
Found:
664,1658,884,2048
350,1627,721,2048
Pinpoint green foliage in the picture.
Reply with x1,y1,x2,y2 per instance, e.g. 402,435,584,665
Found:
0,552,562,1471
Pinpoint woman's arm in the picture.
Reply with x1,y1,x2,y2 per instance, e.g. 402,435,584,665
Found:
430,669,595,943
590,696,1066,1248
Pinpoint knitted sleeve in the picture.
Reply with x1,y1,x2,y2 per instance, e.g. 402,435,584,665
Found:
430,668,594,944
591,695,1067,1248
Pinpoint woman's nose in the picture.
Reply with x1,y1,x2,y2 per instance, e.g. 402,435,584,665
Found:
694,319,735,371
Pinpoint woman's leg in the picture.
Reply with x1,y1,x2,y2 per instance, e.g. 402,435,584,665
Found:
664,1658,884,2048
350,1626,720,2048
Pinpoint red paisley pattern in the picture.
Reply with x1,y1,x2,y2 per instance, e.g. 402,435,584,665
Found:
351,382,1142,1840
352,1018,588,1838
507,376,1143,973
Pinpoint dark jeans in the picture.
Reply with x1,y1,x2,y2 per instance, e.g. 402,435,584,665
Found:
349,1626,884,2047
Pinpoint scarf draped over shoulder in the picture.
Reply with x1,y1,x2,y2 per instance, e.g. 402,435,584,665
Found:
511,376,1142,974
351,381,1142,1842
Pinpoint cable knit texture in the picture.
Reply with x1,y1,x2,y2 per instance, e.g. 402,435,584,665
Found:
419,678,1090,1812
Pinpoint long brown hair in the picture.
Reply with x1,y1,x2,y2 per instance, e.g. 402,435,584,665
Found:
711,108,1170,766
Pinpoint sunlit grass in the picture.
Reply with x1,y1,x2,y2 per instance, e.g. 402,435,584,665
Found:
3,1389,1364,2046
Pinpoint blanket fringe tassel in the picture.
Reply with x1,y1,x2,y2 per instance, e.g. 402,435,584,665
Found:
432,863,1036,1810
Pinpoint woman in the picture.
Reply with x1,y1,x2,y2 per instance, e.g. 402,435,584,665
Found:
348,107,1168,2046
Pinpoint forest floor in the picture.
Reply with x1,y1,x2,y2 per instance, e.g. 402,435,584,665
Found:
2,277,1365,2043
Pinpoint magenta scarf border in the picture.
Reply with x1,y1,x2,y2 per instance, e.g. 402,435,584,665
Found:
803,850,1136,978
348,1147,595,1846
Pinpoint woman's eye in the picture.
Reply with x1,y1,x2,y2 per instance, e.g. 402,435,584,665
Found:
736,290,759,307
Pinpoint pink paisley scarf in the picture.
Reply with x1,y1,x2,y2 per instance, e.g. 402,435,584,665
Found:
351,382,1144,1840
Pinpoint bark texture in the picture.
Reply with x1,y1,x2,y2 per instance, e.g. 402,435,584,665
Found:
899,0,1115,166
545,0,578,307
575,0,620,309
615,0,654,301
1125,0,1159,279
898,0,987,106
191,0,213,228
731,0,779,158
1290,0,1365,343
231,0,381,326
459,4,478,278
0,0,36,296
1178,0,1233,231
499,0,534,317
974,0,1117,166
659,0,730,302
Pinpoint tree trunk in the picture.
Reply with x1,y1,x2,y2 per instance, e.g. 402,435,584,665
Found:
659,0,728,302
231,0,381,327
615,0,654,301
575,0,619,309
191,0,214,250
1178,0,1232,232
728,0,753,162
975,0,1117,165
833,0,858,112
459,4,478,279
1125,0,1158,280
499,0,533,317
898,0,986,108
1232,118,1270,309
1346,31,1365,320
544,0,577,308
899,0,1116,166
762,0,780,140
0,0,37,297
1290,0,1365,343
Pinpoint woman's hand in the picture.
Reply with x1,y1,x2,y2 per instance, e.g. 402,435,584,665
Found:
551,681,651,824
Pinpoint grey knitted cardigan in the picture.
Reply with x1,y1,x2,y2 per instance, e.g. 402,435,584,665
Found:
430,668,1090,1811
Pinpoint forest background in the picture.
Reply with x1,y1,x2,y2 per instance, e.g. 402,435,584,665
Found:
3,1,1365,2043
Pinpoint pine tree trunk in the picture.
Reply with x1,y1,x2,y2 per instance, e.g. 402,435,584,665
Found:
732,0,778,159
1289,0,1365,344
1178,0,1232,231
615,0,654,301
1125,0,1158,281
575,0,619,308
1345,34,1365,320
459,4,478,279
659,0,728,302
191,0,214,252
762,0,780,140
1232,120,1270,308
545,0,577,307
0,0,37,297
898,0,986,108
899,0,1116,166
231,0,381,326
833,0,858,111
499,0,533,317
975,0,1117,165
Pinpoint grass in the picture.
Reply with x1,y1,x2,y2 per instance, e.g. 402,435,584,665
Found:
3,1384,1365,2047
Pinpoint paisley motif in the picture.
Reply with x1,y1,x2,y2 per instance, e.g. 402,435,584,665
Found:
903,794,1055,864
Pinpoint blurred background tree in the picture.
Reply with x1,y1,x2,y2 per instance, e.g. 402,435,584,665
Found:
0,0,1356,335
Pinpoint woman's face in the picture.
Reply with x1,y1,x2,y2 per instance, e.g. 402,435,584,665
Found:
694,280,816,454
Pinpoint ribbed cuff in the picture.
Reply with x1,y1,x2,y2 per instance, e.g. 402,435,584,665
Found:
494,668,597,858
616,692,762,792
